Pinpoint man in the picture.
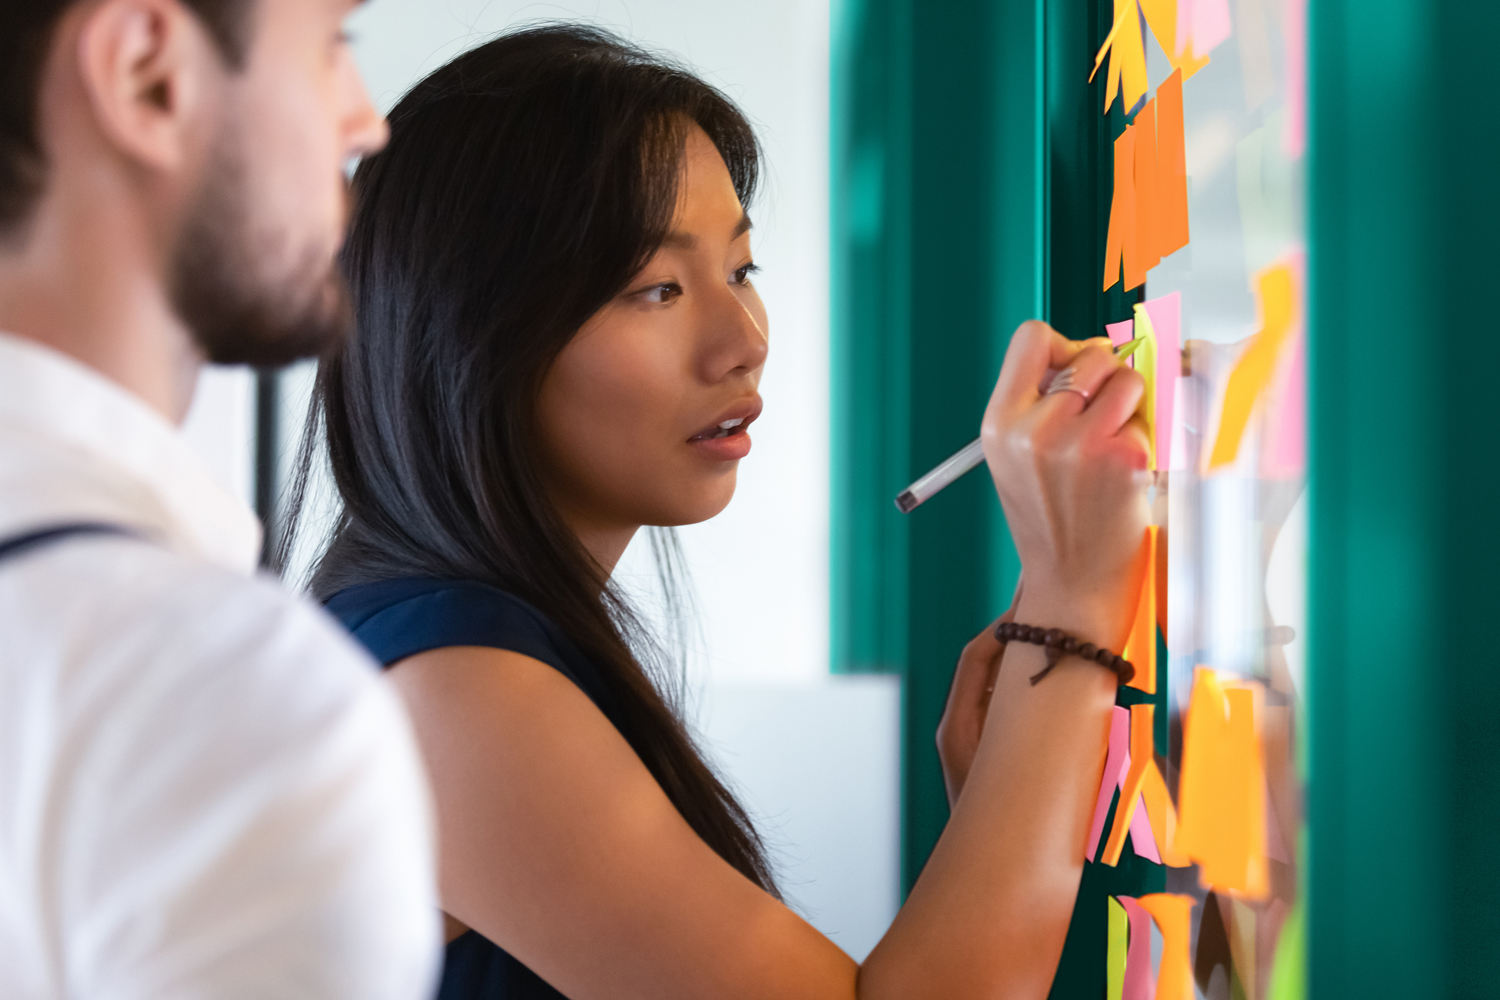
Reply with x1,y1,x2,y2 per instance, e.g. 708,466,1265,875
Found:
0,1,439,996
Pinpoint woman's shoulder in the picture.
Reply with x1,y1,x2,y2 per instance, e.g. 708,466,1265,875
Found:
325,578,611,711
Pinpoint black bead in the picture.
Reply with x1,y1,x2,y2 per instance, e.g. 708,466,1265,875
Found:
1062,636,1079,653
1078,643,1098,660
1044,628,1065,647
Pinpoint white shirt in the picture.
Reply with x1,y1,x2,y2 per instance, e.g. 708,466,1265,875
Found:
0,333,441,999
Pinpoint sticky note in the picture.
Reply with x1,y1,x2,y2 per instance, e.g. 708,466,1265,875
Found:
1167,3,1215,77
1190,0,1232,54
1131,304,1159,469
1175,668,1270,898
1086,706,1132,862
1132,99,1162,275
1104,125,1139,291
1101,703,1155,866
1095,0,1150,116
1138,0,1178,58
1117,897,1157,999
1136,894,1196,1000
1107,319,1136,350
1107,897,1129,1000
1153,72,1190,257
1266,898,1305,1000
1128,792,1161,863
1263,329,1306,479
1153,500,1170,637
1207,262,1298,470
1123,527,1158,692
1141,292,1181,469
1140,757,1191,866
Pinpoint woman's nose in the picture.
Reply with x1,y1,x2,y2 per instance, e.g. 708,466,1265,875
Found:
701,285,768,381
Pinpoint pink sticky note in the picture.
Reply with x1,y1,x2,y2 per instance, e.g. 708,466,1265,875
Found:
1129,795,1162,863
1283,0,1308,159
1107,319,1135,349
1192,0,1232,54
1263,330,1305,478
1087,707,1132,862
1141,293,1181,470
1118,897,1158,1000
1262,251,1306,479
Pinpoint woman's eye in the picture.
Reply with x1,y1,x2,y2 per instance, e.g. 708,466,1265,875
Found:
639,283,683,305
733,263,761,285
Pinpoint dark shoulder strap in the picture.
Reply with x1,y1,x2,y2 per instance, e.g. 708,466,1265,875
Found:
0,523,137,564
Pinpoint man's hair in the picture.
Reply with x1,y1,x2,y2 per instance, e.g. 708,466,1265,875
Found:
0,0,255,234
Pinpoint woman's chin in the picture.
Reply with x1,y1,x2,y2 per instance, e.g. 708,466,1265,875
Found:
647,481,738,527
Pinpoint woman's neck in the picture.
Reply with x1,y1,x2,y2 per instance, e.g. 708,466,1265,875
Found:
564,513,639,584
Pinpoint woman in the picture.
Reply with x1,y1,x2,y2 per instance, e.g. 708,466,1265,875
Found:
293,25,1152,1000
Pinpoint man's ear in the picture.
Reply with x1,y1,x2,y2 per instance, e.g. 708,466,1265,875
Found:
72,0,223,174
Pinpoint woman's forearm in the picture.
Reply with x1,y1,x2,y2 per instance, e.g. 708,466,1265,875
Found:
858,599,1121,1000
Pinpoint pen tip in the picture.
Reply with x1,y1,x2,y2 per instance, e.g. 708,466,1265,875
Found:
895,491,920,514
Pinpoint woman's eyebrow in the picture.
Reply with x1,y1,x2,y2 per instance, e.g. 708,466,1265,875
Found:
660,213,753,251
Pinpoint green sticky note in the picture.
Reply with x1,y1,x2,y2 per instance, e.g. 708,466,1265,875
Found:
1267,898,1305,1000
1107,896,1129,1000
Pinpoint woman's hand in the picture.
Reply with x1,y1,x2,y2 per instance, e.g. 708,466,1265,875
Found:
980,321,1152,650
936,584,1021,807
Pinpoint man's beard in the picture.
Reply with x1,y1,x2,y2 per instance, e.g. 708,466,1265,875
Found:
168,137,352,368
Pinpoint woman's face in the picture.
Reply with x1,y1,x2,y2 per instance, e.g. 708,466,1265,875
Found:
537,126,769,544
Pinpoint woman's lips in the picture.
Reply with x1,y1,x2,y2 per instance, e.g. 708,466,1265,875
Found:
688,399,761,461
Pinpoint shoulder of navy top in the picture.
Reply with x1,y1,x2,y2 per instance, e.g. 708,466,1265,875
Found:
325,578,620,723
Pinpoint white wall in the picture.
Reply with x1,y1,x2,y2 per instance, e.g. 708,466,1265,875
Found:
180,365,254,509
348,0,833,687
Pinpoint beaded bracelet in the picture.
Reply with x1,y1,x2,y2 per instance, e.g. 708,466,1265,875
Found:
993,621,1136,687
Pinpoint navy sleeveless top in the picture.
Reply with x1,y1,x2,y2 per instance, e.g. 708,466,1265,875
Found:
327,578,621,1000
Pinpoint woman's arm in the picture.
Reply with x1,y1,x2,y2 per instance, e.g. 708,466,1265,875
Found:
392,320,1151,1000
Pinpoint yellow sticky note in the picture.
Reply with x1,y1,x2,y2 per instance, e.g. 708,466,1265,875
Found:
1123,526,1157,693
1208,263,1299,470
1107,897,1128,1000
1101,704,1155,866
1136,894,1197,1000
1131,303,1159,470
1095,0,1150,115
1175,668,1270,899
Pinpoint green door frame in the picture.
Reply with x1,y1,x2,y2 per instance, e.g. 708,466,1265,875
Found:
830,0,1138,892
1309,0,1500,995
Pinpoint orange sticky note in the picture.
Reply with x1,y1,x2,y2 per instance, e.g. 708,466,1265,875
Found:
1104,125,1138,292
1136,894,1197,1000
1154,526,1169,639
1154,70,1190,257
1101,703,1155,865
1140,759,1191,866
1123,526,1158,693
1132,98,1162,275
1175,668,1270,899
1208,263,1299,470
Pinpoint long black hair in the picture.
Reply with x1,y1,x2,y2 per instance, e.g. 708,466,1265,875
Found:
280,24,777,894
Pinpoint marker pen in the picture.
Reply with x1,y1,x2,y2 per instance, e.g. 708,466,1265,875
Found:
894,335,1147,514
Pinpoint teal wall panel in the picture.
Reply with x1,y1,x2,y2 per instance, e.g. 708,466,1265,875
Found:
831,0,1035,890
1310,0,1500,995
